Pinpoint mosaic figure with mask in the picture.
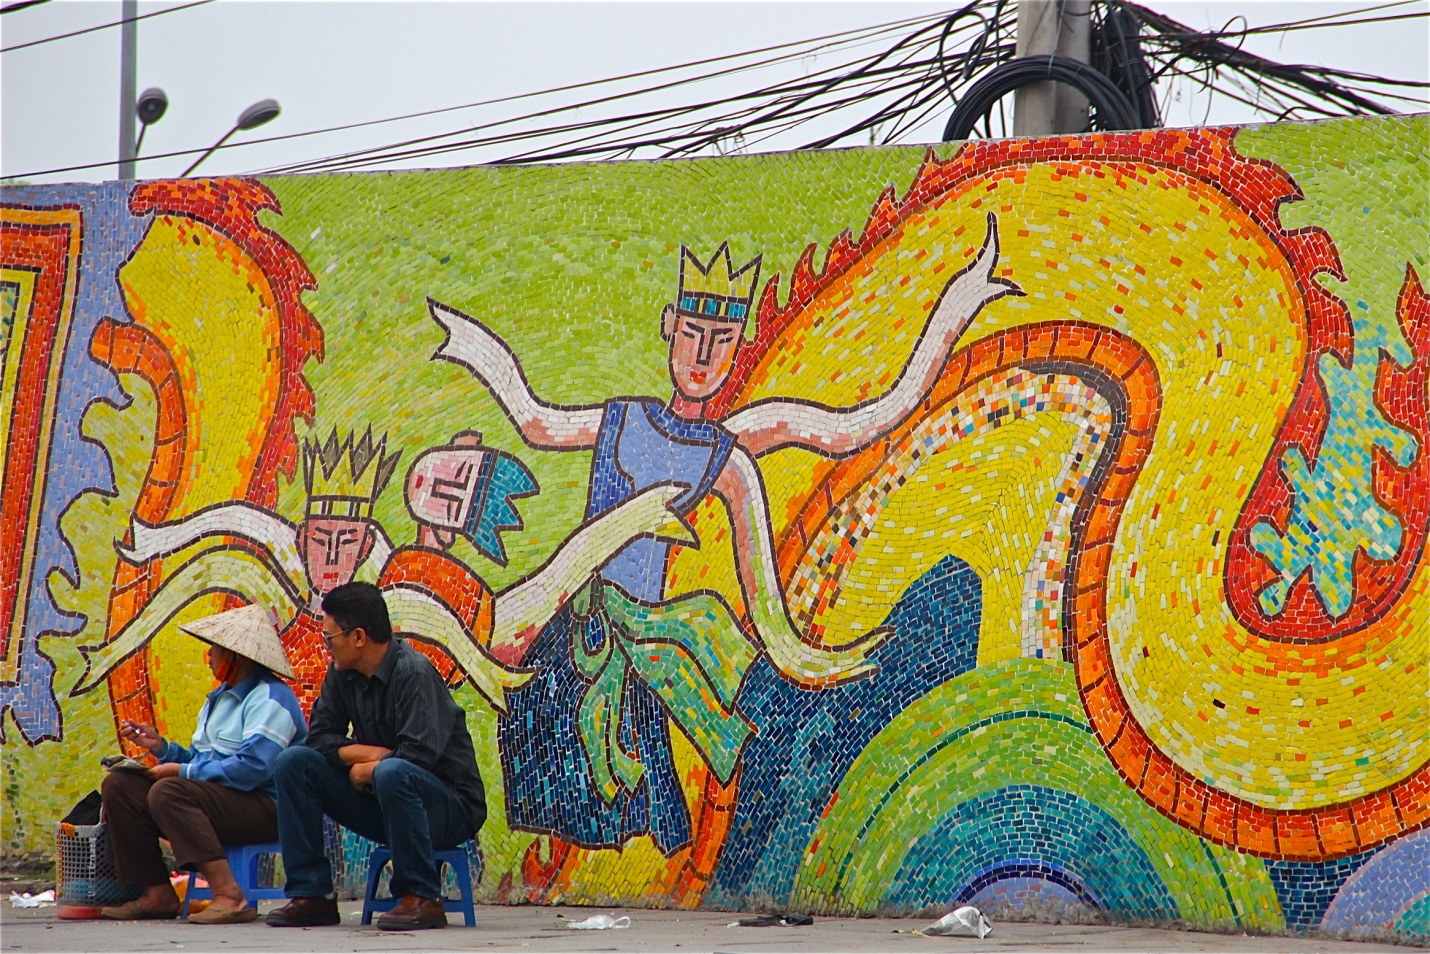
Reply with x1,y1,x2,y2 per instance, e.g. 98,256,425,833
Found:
427,214,1020,854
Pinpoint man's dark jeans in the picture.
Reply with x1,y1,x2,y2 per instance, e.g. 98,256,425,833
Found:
274,746,474,900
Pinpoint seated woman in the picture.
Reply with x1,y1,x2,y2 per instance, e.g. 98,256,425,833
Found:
100,603,307,924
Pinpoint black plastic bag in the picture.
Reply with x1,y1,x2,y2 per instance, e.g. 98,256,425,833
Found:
62,790,102,826
736,913,814,927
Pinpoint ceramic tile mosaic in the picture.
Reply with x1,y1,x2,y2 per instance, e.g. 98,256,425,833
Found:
1,115,1426,940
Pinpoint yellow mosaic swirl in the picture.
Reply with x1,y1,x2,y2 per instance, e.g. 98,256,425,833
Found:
711,161,1426,811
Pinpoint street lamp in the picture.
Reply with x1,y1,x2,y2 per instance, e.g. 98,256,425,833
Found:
133,87,168,156
180,99,282,177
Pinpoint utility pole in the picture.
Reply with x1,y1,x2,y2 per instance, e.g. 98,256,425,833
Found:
118,0,138,179
1014,0,1092,136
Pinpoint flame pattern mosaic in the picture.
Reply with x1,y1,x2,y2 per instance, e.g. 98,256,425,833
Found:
1,115,1427,939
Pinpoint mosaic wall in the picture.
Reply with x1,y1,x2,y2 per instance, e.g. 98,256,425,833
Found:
1,114,1427,939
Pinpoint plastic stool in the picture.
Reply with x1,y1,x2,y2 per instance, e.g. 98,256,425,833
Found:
360,843,476,926
182,841,286,917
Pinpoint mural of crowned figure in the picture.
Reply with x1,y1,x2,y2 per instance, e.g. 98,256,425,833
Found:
424,209,1020,867
0,114,1426,940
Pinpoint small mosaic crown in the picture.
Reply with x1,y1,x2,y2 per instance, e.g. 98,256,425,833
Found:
677,242,761,322
303,427,401,519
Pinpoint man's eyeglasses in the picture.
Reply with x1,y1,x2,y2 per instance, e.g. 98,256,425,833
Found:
321,626,356,647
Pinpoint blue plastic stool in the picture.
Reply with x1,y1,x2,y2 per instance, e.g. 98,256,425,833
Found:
182,841,287,917
360,843,476,926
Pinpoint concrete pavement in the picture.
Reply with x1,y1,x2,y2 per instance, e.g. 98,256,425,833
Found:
2,900,1422,953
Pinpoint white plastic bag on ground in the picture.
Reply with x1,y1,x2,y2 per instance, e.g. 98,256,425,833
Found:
922,905,992,938
9,891,55,908
566,914,631,930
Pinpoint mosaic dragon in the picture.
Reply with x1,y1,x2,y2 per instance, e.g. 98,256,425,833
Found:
43,127,1427,915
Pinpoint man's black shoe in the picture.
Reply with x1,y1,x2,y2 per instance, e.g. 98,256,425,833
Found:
266,896,341,927
376,895,447,930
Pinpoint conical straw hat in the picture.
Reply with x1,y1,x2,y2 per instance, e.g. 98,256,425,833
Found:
179,604,295,679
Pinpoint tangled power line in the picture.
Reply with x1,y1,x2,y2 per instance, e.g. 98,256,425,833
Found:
254,0,1427,176
2,0,1427,182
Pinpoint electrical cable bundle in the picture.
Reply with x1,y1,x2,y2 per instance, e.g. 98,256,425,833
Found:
1109,0,1429,124
250,0,1430,175
2,0,1426,182
943,55,1143,141
255,4,1015,175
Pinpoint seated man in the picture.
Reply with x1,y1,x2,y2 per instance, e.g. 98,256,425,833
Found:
267,581,485,931
101,603,306,924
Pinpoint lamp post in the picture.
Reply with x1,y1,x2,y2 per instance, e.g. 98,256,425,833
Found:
117,0,137,179
180,99,282,177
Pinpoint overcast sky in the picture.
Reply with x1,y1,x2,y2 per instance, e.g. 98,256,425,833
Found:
3,0,1427,184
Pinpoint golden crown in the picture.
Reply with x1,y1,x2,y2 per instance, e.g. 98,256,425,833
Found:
677,242,761,322
302,427,401,519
